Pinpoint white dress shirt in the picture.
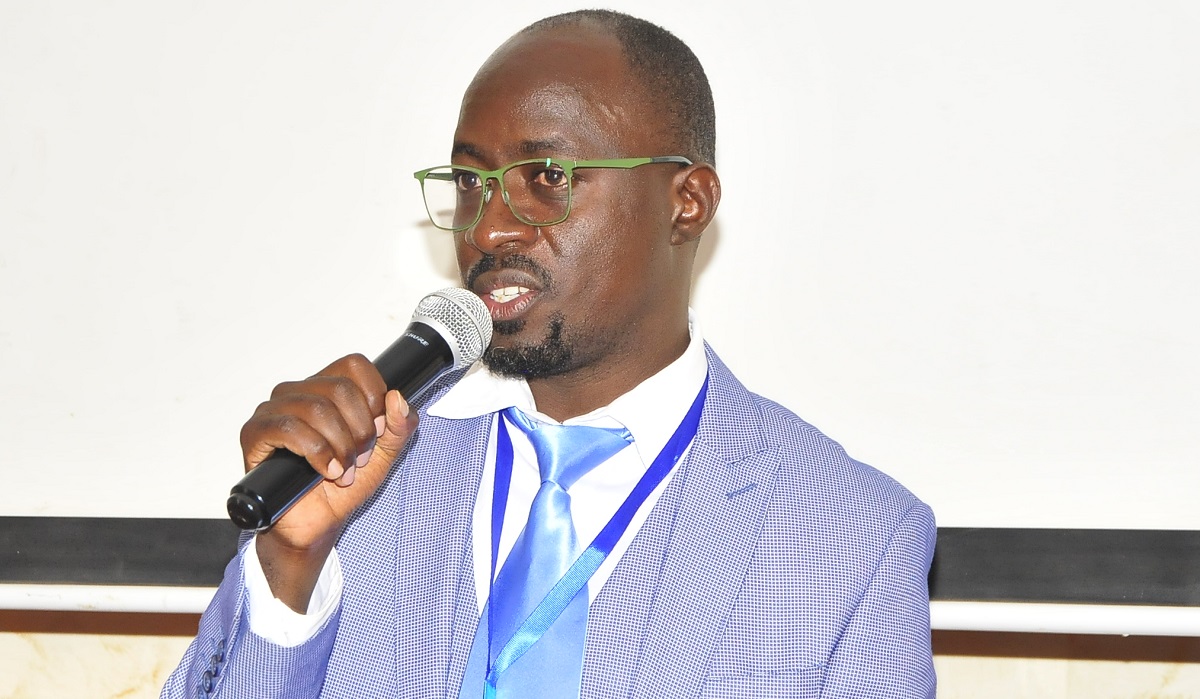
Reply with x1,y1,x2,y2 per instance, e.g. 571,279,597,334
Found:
244,313,708,646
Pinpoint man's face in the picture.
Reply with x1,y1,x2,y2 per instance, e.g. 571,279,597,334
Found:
452,28,690,383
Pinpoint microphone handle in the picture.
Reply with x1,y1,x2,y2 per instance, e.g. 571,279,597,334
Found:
226,323,454,531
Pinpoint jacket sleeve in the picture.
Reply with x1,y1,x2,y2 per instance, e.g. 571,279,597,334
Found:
159,541,342,699
820,502,937,699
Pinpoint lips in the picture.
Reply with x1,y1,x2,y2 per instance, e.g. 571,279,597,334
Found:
465,253,554,323
473,270,543,322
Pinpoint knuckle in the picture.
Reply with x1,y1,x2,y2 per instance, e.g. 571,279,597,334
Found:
328,376,362,405
268,380,301,400
345,354,386,394
239,403,274,446
302,393,341,425
273,413,308,438
342,353,372,371
327,353,371,379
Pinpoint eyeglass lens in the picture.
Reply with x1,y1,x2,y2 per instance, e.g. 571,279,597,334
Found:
421,161,571,229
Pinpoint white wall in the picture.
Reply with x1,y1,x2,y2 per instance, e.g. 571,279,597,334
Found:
1,1,1196,528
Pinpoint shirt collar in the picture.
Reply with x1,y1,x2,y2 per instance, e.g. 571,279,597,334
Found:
427,310,708,466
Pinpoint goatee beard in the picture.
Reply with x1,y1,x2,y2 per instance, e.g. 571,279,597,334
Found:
483,313,575,379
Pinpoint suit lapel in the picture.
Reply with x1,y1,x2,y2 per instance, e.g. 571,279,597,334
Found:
629,442,779,698
390,410,489,697
582,347,782,698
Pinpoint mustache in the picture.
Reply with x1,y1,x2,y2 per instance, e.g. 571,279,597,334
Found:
465,253,554,291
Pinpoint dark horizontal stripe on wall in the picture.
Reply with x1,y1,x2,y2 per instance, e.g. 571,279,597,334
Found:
0,517,241,587
1,519,1198,606
929,527,1200,606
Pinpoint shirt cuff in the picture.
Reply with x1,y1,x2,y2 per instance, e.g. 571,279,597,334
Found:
243,535,342,647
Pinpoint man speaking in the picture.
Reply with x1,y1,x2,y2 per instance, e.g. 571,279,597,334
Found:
163,9,936,698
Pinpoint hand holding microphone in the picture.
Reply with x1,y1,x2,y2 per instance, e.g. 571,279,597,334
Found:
228,288,492,533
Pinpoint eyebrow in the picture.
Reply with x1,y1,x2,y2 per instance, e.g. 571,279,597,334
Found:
450,142,485,160
450,138,574,163
517,139,568,156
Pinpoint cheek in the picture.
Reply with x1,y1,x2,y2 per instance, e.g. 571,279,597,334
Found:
564,183,660,261
555,213,628,279
561,227,657,308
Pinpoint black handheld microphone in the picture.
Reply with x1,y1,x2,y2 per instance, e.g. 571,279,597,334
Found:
226,288,493,531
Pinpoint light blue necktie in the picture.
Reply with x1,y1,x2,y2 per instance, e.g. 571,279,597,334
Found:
460,408,633,699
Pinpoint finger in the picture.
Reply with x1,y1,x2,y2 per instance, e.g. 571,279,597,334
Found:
239,405,348,480
305,354,389,462
240,354,389,482
327,354,389,417
265,391,368,478
293,375,379,465
363,390,417,472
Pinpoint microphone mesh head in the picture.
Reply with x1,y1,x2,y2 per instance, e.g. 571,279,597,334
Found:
412,287,493,369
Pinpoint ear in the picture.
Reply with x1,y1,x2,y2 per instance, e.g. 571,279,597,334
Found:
670,164,721,245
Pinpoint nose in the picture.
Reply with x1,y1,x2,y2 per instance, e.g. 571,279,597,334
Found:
463,178,540,253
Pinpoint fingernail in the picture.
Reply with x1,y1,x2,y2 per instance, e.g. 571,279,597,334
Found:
355,449,371,469
397,393,410,418
374,415,385,438
336,465,356,487
327,458,344,480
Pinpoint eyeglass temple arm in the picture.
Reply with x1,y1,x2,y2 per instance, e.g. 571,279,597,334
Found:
571,155,693,169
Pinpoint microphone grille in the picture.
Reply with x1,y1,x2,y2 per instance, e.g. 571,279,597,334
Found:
412,287,493,369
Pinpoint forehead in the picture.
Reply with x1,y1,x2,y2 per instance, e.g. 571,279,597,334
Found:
454,28,662,161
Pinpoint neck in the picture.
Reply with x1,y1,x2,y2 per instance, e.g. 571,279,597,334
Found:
526,328,690,422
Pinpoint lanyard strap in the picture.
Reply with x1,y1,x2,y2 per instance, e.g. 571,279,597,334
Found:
485,375,709,691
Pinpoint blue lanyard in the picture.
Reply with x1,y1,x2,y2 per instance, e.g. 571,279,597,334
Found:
484,376,709,695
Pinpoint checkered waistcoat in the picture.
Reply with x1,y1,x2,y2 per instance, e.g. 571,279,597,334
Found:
162,345,937,699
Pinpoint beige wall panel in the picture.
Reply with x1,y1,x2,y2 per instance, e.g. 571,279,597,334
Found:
3,623,1200,699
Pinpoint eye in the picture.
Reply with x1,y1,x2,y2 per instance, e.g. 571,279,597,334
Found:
531,165,569,188
452,170,481,192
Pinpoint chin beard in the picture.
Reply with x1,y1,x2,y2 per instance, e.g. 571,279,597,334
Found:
483,313,575,379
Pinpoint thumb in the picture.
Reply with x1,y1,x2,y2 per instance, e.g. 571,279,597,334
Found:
369,390,418,468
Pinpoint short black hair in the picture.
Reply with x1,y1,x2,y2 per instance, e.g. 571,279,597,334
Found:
521,10,716,166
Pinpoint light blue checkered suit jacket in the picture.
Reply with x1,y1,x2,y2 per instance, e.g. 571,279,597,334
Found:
163,345,937,698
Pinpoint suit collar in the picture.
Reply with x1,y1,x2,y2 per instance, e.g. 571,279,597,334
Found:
694,343,772,465
584,346,783,698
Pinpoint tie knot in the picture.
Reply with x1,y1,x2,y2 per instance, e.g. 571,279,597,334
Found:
503,408,633,489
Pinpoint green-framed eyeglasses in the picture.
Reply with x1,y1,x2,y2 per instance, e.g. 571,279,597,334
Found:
412,156,692,231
